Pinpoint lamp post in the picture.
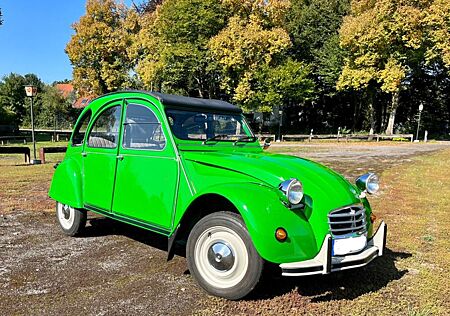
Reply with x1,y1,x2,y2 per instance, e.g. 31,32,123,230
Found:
278,109,283,142
415,102,424,142
25,85,41,164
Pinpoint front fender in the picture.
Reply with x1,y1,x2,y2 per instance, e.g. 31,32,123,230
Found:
48,157,83,208
186,182,320,264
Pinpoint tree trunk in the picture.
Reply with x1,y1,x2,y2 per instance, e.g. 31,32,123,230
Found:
385,91,399,135
365,88,376,139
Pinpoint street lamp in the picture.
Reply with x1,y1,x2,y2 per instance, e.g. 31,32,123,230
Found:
278,109,283,142
25,85,41,164
415,102,424,142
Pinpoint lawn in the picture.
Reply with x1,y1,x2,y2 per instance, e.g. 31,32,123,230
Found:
198,147,450,315
0,142,448,315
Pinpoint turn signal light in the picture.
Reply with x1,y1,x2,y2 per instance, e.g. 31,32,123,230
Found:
370,213,377,223
275,228,288,242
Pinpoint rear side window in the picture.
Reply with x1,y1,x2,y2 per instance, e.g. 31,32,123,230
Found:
87,106,122,149
123,104,166,150
72,110,91,146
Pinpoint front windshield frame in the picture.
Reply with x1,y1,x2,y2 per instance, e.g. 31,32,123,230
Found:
165,108,255,142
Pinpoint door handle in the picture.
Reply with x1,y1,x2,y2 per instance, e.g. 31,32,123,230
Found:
82,152,87,157
117,155,124,161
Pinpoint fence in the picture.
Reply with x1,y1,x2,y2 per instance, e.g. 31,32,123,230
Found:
257,133,414,142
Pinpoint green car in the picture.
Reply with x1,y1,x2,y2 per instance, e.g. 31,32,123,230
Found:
49,91,387,300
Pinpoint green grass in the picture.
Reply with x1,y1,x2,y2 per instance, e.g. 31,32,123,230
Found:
1,142,449,315
197,148,450,315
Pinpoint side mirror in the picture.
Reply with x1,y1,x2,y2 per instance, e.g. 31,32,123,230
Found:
263,138,271,150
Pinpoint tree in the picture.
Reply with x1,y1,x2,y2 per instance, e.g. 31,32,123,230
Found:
0,7,3,26
337,0,426,135
221,0,291,26
40,85,71,134
0,74,27,128
208,14,292,111
66,0,138,96
235,59,315,112
0,73,46,130
423,0,450,71
134,0,228,97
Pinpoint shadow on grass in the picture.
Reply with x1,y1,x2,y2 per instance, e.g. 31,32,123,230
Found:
248,248,410,301
81,216,410,302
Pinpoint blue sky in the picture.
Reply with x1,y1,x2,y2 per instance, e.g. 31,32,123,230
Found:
0,1,97,83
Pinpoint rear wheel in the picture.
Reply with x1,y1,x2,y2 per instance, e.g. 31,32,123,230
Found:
56,202,86,236
187,212,263,300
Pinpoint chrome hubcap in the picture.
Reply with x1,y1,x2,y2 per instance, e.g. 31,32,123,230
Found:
207,242,235,271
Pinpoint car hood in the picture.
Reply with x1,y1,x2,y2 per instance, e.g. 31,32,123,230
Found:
182,150,360,207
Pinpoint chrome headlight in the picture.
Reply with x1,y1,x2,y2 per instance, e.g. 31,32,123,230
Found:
356,172,379,194
279,179,304,205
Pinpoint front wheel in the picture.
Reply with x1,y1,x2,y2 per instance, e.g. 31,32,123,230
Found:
55,202,86,236
187,212,263,300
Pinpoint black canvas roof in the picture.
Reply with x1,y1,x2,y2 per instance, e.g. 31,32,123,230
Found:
148,91,242,114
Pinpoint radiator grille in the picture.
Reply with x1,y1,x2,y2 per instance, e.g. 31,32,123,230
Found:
328,205,367,236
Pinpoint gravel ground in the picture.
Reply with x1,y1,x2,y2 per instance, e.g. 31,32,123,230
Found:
0,141,448,315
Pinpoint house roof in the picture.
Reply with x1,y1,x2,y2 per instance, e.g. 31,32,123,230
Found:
55,84,74,98
73,95,95,109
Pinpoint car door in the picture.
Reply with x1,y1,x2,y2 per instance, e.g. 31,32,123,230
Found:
112,100,178,231
82,102,123,212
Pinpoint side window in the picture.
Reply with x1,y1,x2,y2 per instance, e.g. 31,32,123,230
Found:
72,110,91,146
123,103,166,150
87,106,121,148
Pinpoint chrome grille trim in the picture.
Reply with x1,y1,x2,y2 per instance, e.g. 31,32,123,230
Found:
328,205,367,236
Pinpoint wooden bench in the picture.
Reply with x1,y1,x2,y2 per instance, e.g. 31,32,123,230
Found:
0,146,30,163
0,136,27,145
39,147,67,164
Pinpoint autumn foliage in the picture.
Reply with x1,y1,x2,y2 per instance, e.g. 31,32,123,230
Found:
65,0,450,136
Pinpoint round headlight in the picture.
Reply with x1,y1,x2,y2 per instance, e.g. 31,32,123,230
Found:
279,179,304,205
366,173,379,194
356,172,379,194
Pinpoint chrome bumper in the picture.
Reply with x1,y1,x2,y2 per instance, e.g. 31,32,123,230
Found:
280,221,387,276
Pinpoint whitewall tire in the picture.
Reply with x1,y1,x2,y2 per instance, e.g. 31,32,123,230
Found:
56,202,86,236
187,212,263,300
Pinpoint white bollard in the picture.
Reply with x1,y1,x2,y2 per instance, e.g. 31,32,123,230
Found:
424,130,428,142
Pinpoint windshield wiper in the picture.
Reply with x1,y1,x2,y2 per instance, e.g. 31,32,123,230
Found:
203,134,229,144
233,136,258,144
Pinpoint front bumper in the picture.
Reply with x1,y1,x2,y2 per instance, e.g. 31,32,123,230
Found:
280,221,387,276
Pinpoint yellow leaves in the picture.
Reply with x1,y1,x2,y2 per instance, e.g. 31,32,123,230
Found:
66,0,135,96
338,0,432,92
337,64,377,90
378,59,406,92
221,0,291,26
208,14,291,103
234,71,255,106
209,16,291,71
423,0,450,70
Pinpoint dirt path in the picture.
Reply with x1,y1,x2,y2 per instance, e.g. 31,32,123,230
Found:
0,142,449,315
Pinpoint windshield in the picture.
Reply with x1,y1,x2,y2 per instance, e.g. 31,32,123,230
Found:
166,109,254,141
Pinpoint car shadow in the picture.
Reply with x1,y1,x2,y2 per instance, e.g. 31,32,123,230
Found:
248,248,411,301
80,216,410,302
81,216,170,253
